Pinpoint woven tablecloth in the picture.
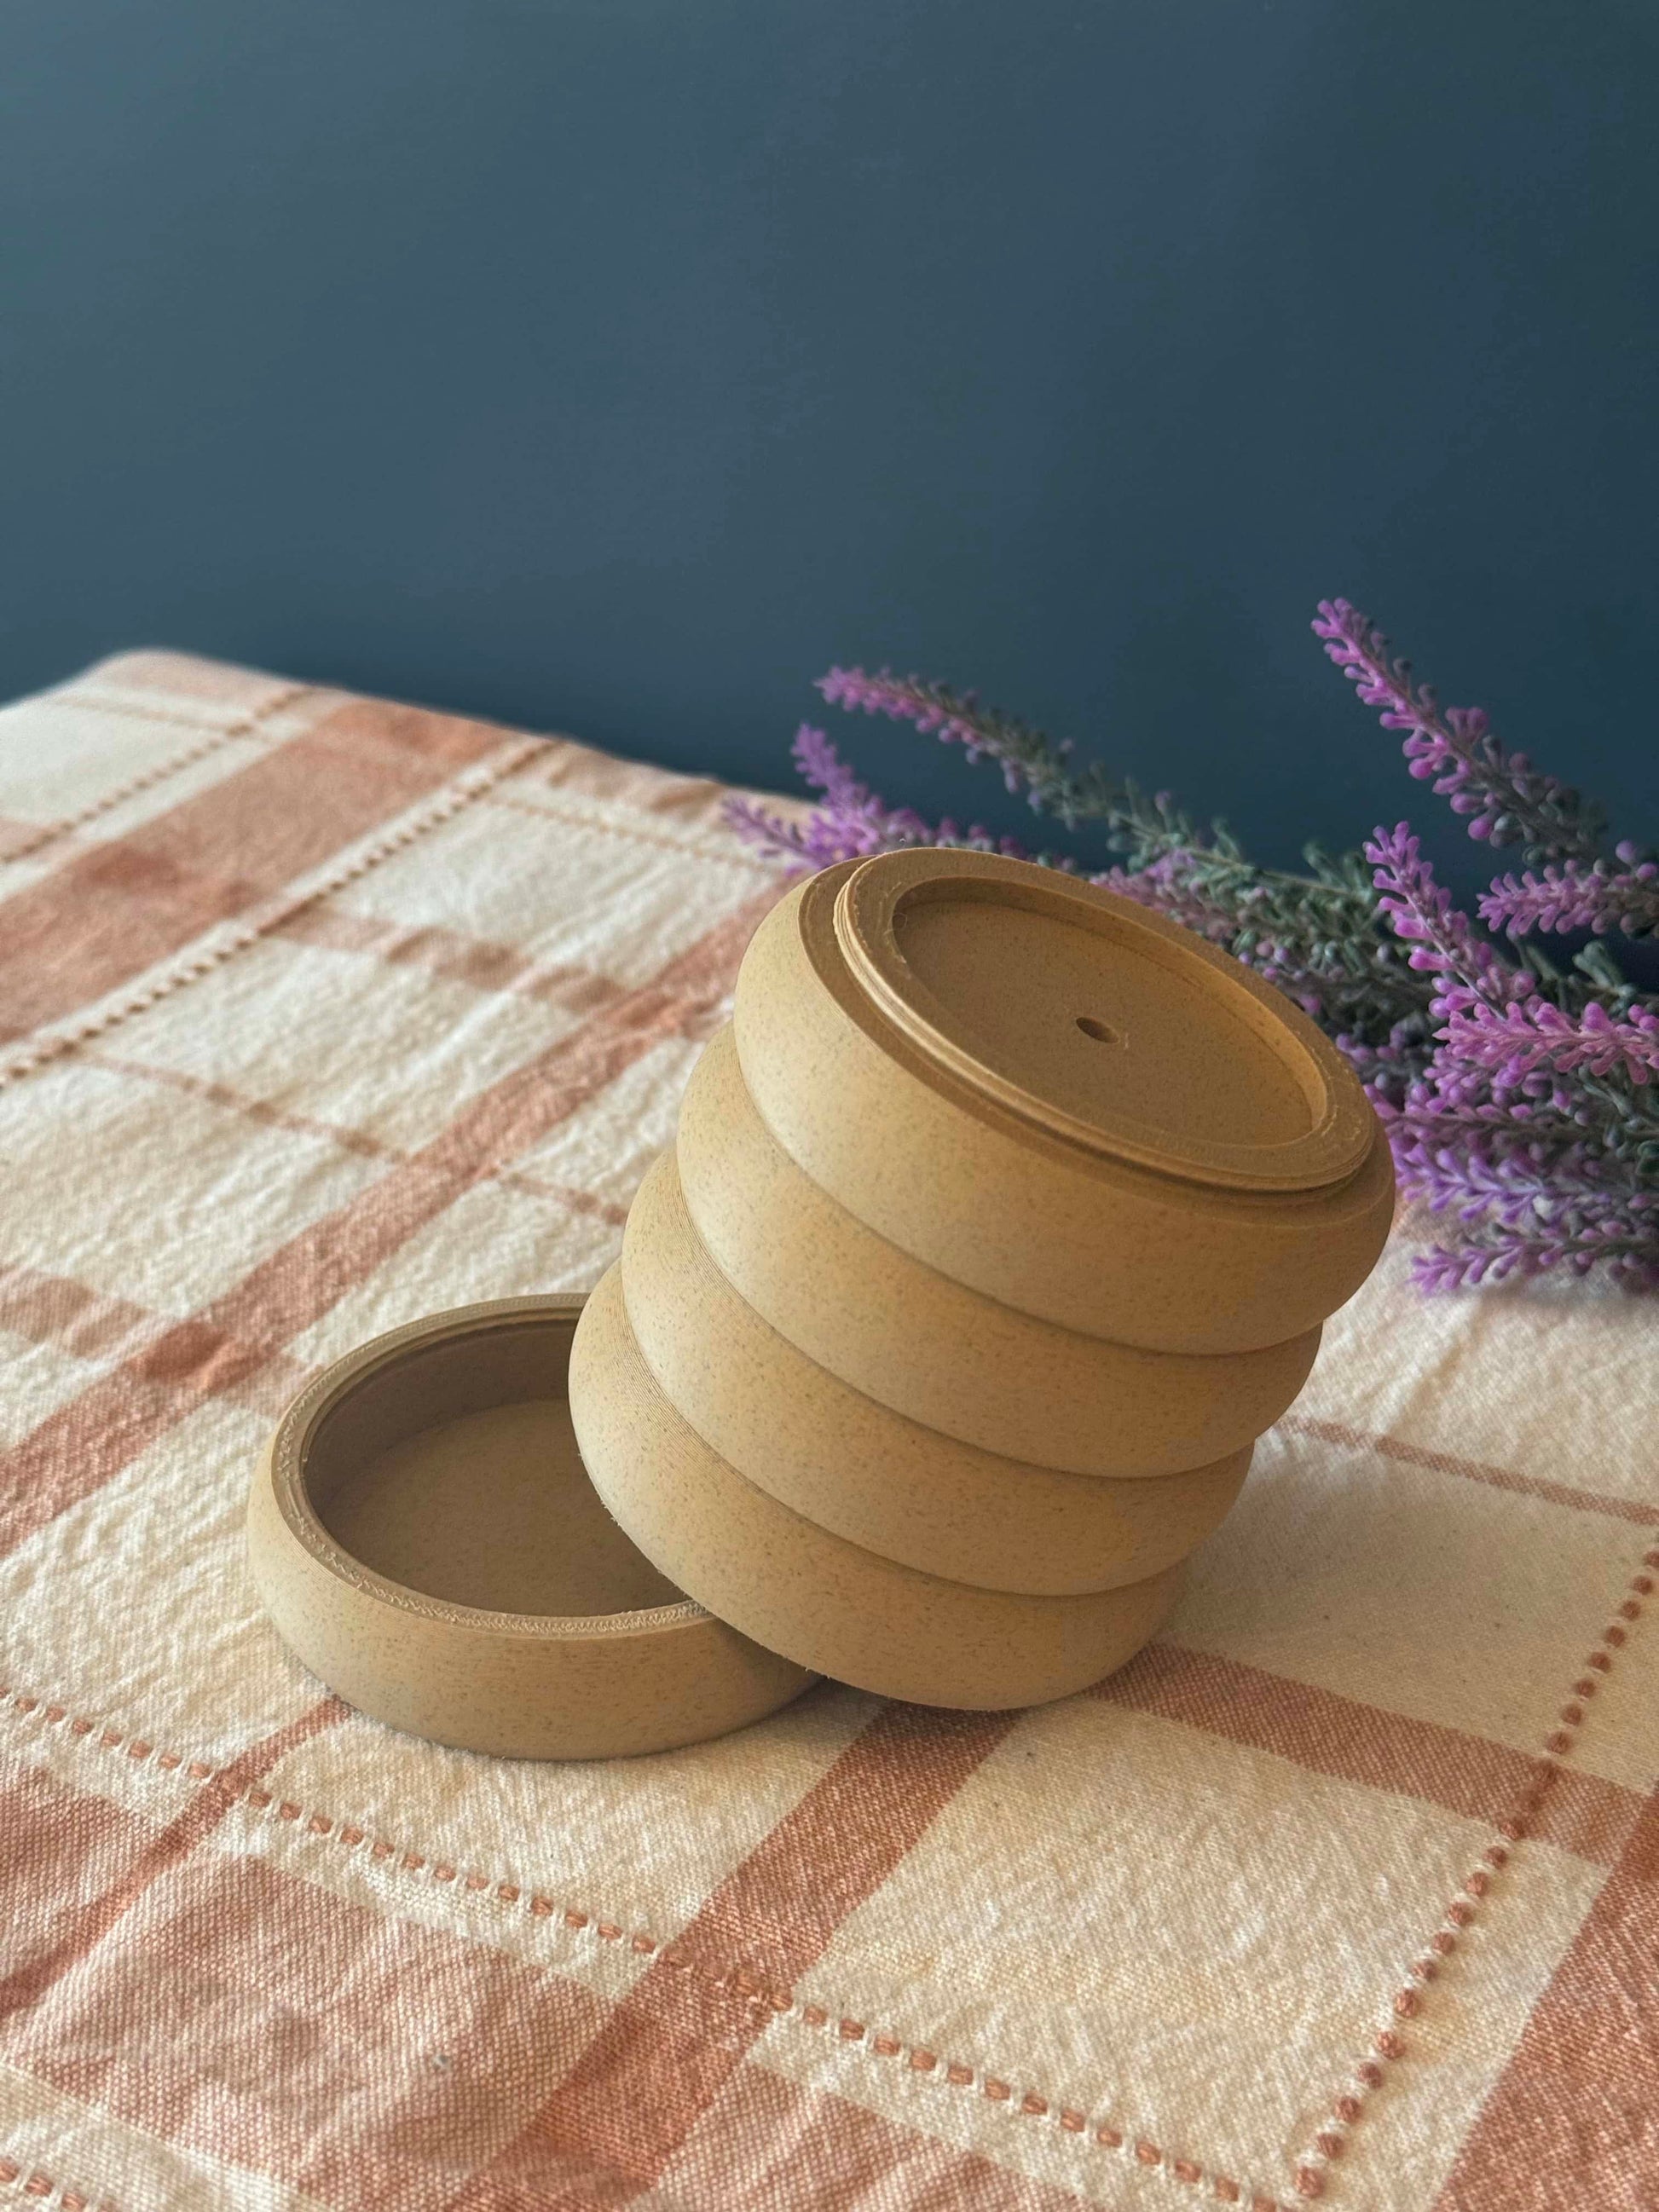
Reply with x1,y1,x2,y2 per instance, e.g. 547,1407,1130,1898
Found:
0,653,1654,2212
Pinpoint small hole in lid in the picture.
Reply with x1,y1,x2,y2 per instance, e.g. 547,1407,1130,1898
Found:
1076,1015,1121,1045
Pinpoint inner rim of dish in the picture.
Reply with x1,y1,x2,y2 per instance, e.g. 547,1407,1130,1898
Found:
302,1314,683,1619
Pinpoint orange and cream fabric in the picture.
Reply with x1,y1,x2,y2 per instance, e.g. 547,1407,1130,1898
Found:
0,651,1654,2212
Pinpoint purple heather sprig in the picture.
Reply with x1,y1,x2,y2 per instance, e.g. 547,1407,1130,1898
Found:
1372,1083,1587,1159
1410,1211,1659,1293
725,724,1027,872
1439,996,1659,1089
1479,846,1659,940
814,666,1152,840
818,667,992,756
1314,599,1601,861
1378,1086,1659,1291
818,666,1049,808
1350,817,1659,1290
1390,1135,1645,1226
1361,829,1659,1090
1361,823,1523,999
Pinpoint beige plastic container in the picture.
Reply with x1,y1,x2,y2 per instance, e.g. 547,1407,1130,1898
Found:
621,1143,1251,1593
247,1297,811,1759
732,851,1394,1354
570,1267,1186,1710
675,1023,1318,1476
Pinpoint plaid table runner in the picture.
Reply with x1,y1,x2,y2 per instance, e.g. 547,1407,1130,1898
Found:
0,653,1653,2212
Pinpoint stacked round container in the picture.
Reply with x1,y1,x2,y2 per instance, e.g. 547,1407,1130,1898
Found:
569,849,1394,1710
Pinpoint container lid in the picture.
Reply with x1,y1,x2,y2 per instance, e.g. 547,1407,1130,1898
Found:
818,849,1372,1193
249,1297,811,1759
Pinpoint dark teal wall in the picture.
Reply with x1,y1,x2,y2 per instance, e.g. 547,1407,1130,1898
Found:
3,3,1654,894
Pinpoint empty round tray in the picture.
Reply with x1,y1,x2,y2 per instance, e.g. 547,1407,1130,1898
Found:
247,1295,812,1759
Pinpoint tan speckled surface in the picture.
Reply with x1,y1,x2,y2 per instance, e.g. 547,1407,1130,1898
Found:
570,1266,1187,1710
621,1145,1250,1594
676,1024,1319,1476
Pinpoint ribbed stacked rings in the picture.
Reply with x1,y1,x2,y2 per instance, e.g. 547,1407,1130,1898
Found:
570,850,1394,1709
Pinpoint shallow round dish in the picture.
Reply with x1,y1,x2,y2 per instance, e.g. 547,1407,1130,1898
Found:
247,1296,812,1759
676,1024,1319,1476
732,854,1395,1354
569,1266,1186,1710
622,1145,1251,1592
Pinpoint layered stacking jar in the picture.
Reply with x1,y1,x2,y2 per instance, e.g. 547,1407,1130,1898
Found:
569,850,1394,1710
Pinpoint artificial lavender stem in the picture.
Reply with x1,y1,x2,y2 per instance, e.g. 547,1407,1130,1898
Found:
1313,600,1602,863
1480,852,1659,940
